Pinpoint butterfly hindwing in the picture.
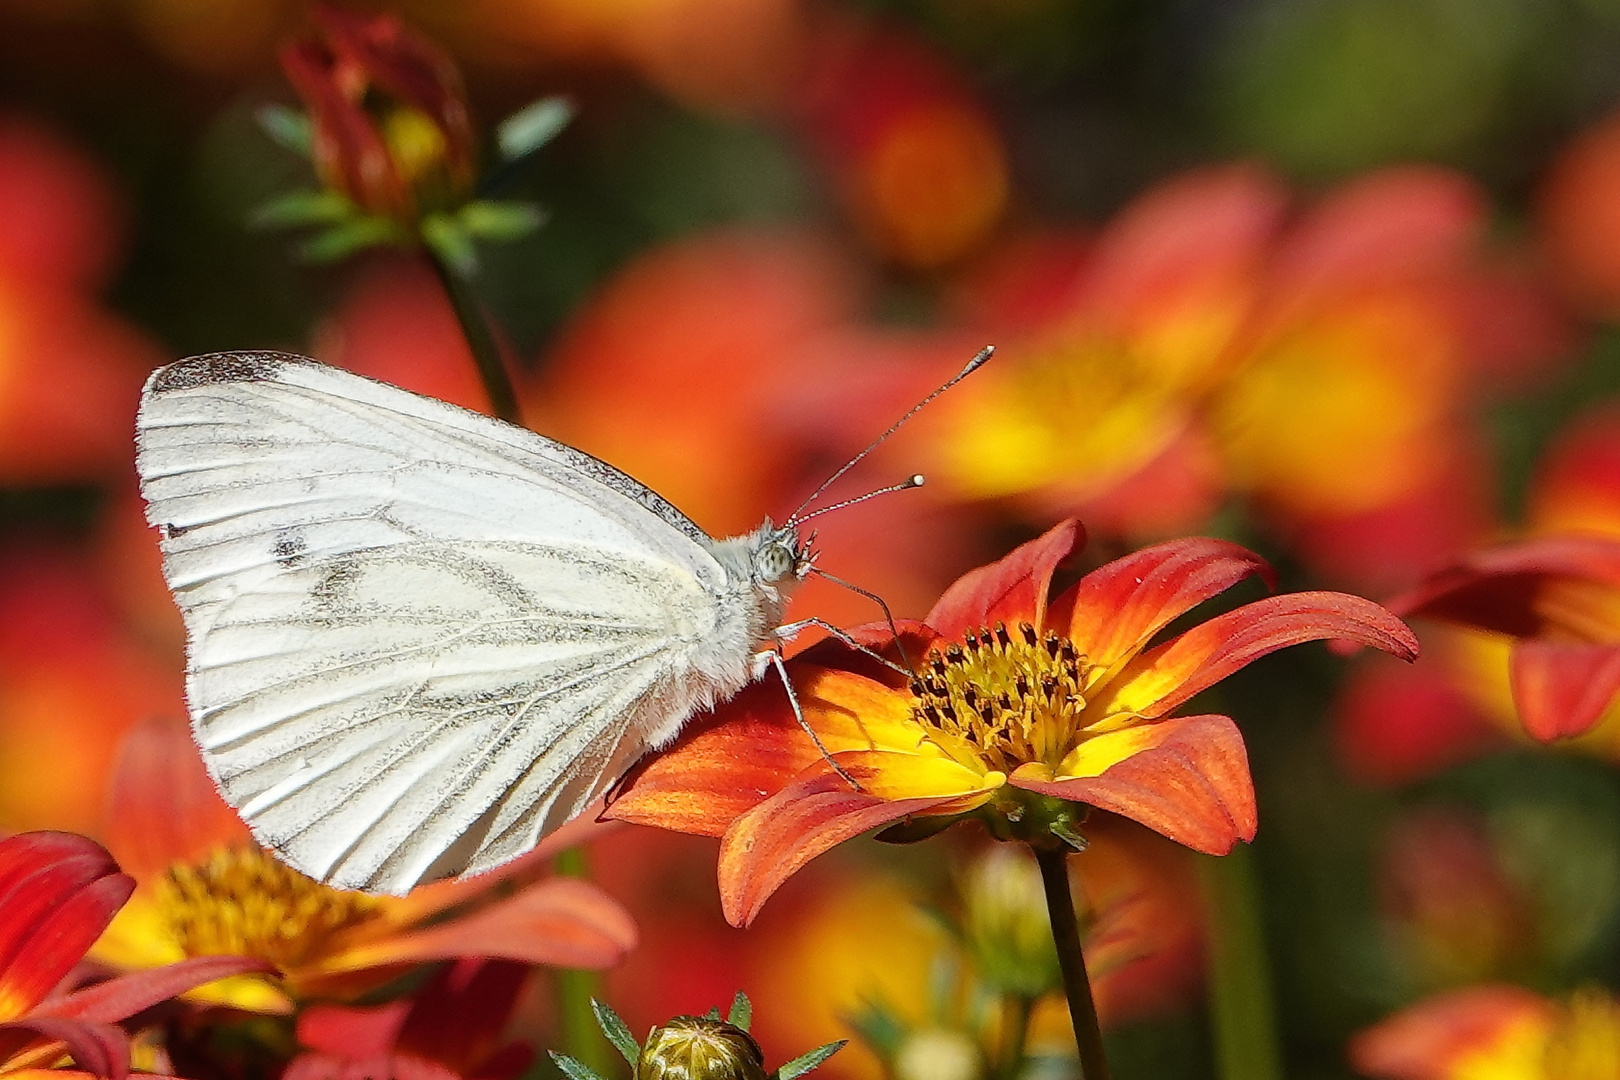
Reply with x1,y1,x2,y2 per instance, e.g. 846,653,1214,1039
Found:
137,353,748,893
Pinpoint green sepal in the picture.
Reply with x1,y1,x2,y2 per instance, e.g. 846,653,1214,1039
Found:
497,96,574,161
590,999,641,1067
845,1001,905,1058
548,1052,608,1080
702,1006,721,1021
257,104,314,156
727,991,753,1032
1050,818,1088,852
774,1040,846,1079
300,217,405,263
420,213,478,276
457,199,547,241
250,190,356,230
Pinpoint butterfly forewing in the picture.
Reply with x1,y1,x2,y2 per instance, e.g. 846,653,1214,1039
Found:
137,353,755,893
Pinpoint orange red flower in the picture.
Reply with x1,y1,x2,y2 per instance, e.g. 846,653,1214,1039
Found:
607,518,1417,925
0,831,265,1080
91,720,636,1014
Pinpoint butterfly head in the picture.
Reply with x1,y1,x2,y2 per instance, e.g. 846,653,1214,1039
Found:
751,519,814,586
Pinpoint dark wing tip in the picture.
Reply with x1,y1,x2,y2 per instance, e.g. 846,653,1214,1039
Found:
148,351,317,394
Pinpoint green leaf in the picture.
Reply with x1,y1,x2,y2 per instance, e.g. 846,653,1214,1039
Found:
774,1041,846,1079
299,217,404,263
257,104,314,156
548,1052,608,1080
497,96,574,161
845,1000,905,1057
590,999,640,1067
420,213,478,276
250,190,356,230
727,991,752,1032
457,199,546,242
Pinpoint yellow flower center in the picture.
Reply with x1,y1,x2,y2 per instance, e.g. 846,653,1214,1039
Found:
1542,989,1620,1080
157,846,382,969
909,622,1098,773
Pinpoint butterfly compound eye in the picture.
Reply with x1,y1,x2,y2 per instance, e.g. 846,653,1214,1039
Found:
754,541,796,582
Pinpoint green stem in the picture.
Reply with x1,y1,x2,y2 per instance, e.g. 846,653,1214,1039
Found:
554,846,611,1074
1033,845,1110,1080
1198,847,1283,1080
998,994,1034,1080
424,249,522,424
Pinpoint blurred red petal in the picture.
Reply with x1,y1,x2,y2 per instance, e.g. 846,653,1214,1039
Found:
0,1017,127,1080
328,879,636,971
924,518,1085,640
297,1001,409,1058
1333,657,1503,786
1105,592,1420,720
38,955,274,1023
0,116,121,290
396,960,529,1074
1055,537,1273,671
103,718,249,881
1537,107,1620,318
1529,403,1620,537
717,756,979,927
1349,985,1553,1080
1013,715,1256,855
1508,640,1620,741
1391,534,1620,637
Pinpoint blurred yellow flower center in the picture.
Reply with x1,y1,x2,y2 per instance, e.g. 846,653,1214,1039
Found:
158,846,382,968
382,106,450,189
1541,989,1620,1080
909,622,1096,773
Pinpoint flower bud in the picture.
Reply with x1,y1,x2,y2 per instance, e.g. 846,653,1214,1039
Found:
637,1016,767,1080
279,7,475,223
960,845,1061,999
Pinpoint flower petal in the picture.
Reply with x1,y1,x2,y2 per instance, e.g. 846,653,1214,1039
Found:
1509,640,1620,741
103,718,248,881
1013,715,1255,855
606,667,921,837
718,752,998,926
1097,592,1420,719
1055,537,1274,671
0,1017,127,1080
0,835,131,1022
1390,533,1620,637
924,519,1085,640
322,879,636,973
36,955,275,1023
1347,985,1554,1080
396,960,530,1073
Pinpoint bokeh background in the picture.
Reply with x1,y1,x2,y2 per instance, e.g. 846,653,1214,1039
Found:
6,1,1620,1077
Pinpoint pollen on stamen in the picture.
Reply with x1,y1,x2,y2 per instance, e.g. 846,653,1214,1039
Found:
908,624,1097,774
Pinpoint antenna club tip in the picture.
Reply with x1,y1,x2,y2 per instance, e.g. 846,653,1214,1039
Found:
909,473,925,487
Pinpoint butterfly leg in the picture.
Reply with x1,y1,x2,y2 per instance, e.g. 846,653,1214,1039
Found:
776,617,913,678
763,649,865,792
805,568,915,674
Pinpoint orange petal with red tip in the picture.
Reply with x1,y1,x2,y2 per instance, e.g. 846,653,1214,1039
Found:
718,752,998,926
1012,715,1256,855
0,834,131,1021
1098,592,1420,720
322,879,636,973
1509,640,1620,741
102,718,249,880
1348,984,1554,1080
925,519,1085,641
606,667,921,837
1055,536,1274,671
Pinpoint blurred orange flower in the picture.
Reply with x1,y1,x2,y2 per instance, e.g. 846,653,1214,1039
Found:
608,518,1417,925
91,720,637,1014
0,116,161,483
1351,984,1620,1080
1538,105,1620,319
0,831,266,1080
928,166,1562,585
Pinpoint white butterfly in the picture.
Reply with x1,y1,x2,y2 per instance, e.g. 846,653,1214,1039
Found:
136,349,987,894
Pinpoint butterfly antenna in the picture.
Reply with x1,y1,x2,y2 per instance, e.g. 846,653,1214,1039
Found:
785,345,994,526
792,474,925,524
